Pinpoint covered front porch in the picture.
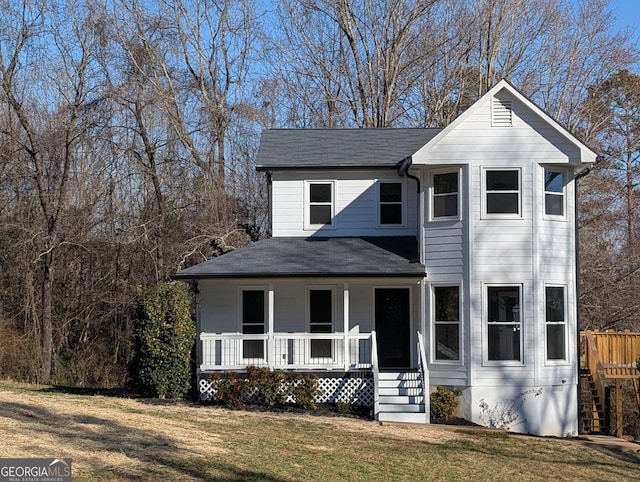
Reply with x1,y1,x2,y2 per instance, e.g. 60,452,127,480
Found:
173,236,429,420
195,280,422,373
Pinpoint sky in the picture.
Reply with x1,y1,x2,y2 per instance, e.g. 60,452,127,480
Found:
608,0,640,33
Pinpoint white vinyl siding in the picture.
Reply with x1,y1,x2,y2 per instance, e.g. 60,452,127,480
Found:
271,171,417,237
412,92,585,166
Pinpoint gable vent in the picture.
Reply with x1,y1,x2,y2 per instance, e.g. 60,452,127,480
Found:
492,98,513,126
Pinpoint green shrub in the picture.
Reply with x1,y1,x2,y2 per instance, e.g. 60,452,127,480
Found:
207,368,319,409
132,282,195,398
246,366,287,407
430,386,462,420
287,371,319,410
208,372,247,407
337,400,354,415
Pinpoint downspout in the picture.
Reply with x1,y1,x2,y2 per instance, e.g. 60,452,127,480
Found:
397,156,421,257
574,164,592,434
266,171,273,236
398,155,427,391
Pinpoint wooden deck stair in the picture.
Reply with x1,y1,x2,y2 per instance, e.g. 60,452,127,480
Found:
580,368,608,434
377,370,427,424
580,330,640,436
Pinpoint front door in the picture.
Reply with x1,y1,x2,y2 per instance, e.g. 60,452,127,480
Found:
375,288,411,369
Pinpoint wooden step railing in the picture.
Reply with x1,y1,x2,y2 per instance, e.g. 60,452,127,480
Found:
580,330,640,437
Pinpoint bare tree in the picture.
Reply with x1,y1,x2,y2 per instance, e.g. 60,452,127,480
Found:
0,0,102,382
273,0,438,127
579,70,640,330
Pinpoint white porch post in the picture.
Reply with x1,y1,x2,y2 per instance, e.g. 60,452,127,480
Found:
343,283,350,371
268,284,275,369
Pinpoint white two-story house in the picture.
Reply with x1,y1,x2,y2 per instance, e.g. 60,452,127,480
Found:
173,80,597,436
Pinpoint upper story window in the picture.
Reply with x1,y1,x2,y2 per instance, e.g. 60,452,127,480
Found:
487,285,522,362
378,181,404,225
485,169,520,216
432,171,459,219
306,181,334,228
544,169,565,217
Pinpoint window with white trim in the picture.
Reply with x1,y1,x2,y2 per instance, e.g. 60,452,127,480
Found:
378,181,403,225
433,285,460,361
485,169,520,215
241,289,265,360
544,169,565,217
308,288,333,358
487,285,522,362
545,286,567,361
432,171,459,219
307,182,334,227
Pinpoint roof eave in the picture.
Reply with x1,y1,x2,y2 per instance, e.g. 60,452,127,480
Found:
255,165,399,171
172,271,426,280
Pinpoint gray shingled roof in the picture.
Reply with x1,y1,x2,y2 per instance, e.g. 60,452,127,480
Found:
172,237,425,279
256,128,441,170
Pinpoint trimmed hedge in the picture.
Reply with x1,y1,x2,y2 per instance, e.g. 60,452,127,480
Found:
132,282,195,398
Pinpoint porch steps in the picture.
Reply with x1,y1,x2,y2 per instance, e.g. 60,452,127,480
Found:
377,371,427,424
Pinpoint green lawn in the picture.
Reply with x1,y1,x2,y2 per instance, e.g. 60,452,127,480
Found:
0,381,638,481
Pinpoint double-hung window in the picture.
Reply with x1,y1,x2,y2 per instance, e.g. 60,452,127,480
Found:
307,182,334,227
379,181,403,225
487,285,522,362
544,169,565,217
545,286,567,361
433,285,460,361
432,171,459,219
485,169,520,215
308,288,333,359
241,289,265,360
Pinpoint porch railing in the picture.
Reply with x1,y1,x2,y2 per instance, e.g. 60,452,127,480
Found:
200,332,373,371
417,331,430,423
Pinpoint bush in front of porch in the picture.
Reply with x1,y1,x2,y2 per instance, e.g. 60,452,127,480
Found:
206,367,319,409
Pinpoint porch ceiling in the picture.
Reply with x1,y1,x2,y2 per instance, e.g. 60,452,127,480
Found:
172,236,425,280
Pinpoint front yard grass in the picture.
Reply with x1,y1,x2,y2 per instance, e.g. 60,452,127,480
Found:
0,381,638,481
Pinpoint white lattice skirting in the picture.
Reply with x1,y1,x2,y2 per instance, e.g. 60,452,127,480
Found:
198,373,374,406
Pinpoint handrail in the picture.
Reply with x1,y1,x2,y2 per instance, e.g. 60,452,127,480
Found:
417,331,430,423
582,331,607,432
371,330,379,421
